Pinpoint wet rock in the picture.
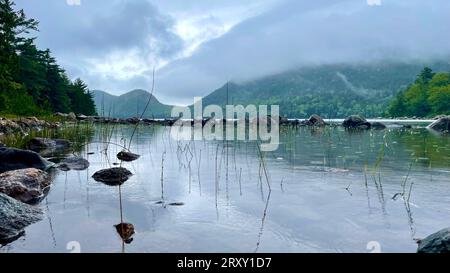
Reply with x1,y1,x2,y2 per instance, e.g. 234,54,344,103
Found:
308,115,326,126
0,168,50,204
1,117,58,136
114,223,135,244
342,115,371,129
370,122,387,130
58,164,71,172
0,192,43,244
417,228,450,253
126,117,140,124
68,112,77,120
278,116,289,125
27,138,71,151
117,150,140,162
427,116,450,133
0,147,53,173
403,124,413,129
54,112,68,118
76,114,88,121
92,167,133,186
168,202,185,206
58,157,90,171
299,120,312,126
0,118,23,135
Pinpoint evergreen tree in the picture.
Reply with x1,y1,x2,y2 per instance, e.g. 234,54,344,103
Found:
388,68,450,117
0,0,97,116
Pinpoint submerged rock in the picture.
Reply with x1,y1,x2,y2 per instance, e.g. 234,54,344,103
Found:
427,116,450,133
342,115,371,129
114,223,135,244
0,192,43,244
27,137,71,151
92,167,133,186
58,157,90,171
117,150,140,162
308,115,326,126
417,228,450,253
370,122,387,130
0,147,53,173
0,168,51,204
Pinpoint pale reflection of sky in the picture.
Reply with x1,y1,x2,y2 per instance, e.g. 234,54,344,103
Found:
3,125,449,253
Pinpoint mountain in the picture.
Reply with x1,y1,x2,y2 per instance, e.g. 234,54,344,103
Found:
94,61,450,119
92,89,173,118
199,61,450,118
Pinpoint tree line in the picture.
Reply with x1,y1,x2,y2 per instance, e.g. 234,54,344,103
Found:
0,0,96,116
388,67,450,118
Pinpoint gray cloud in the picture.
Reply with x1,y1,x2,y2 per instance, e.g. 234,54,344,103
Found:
155,0,450,105
15,0,183,91
14,0,450,105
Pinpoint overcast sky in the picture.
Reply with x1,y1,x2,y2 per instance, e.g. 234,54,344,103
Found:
14,0,450,105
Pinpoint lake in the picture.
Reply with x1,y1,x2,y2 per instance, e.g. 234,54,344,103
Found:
2,121,449,253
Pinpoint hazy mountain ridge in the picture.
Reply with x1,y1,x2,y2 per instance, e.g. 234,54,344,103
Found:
92,89,172,118
94,61,450,119
200,61,450,118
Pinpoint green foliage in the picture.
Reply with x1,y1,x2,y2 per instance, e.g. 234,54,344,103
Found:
388,68,450,117
201,62,450,118
0,0,96,116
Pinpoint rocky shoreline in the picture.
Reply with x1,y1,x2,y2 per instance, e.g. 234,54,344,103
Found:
0,117,60,137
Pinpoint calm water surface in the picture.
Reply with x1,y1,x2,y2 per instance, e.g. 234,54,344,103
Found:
2,122,450,253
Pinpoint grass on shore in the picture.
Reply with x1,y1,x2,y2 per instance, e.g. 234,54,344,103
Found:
1,121,95,152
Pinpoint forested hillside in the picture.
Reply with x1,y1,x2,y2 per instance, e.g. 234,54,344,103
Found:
92,89,172,118
388,67,450,117
200,62,450,118
0,0,96,116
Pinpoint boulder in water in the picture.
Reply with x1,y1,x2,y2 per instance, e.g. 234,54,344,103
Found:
342,115,371,129
0,168,51,204
126,117,140,124
27,138,71,151
370,122,387,130
0,147,53,173
58,157,90,171
417,228,450,253
427,116,450,133
117,150,140,162
0,192,43,244
92,167,133,186
308,115,326,126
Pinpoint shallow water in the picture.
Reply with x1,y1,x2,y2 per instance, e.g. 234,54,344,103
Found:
2,122,450,253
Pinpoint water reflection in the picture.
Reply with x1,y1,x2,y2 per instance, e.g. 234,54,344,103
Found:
2,123,449,253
